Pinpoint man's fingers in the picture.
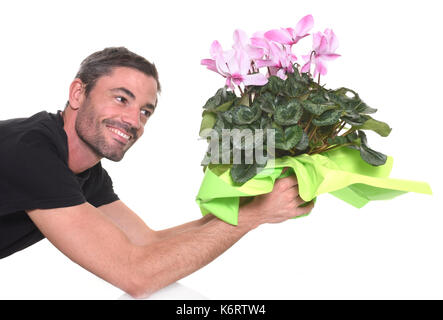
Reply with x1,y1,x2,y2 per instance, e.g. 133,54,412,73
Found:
295,200,315,216
275,175,298,191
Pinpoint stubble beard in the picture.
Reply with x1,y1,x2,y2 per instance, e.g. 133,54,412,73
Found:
75,100,130,162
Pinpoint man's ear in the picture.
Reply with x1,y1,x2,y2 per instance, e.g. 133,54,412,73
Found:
68,79,86,110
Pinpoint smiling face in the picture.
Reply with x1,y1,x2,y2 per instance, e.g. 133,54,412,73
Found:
74,66,158,161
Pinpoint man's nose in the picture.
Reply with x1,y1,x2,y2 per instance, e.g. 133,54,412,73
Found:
121,107,141,130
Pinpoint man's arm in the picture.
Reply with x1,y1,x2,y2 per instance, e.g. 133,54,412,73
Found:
98,200,217,245
26,175,313,298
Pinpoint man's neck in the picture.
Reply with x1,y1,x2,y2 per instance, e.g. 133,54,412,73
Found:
62,110,101,174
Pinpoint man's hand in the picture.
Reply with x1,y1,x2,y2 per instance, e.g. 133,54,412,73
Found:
239,173,314,229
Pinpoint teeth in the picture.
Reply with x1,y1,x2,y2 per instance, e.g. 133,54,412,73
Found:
108,127,130,140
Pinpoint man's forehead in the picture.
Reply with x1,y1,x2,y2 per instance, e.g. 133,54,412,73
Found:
101,67,157,89
96,67,158,103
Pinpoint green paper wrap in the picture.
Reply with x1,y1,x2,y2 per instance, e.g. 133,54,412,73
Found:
195,147,432,225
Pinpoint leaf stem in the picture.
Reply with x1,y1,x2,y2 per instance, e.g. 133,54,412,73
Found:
304,115,314,133
341,127,356,137
332,121,346,138
308,126,317,141
238,85,244,96
310,142,353,155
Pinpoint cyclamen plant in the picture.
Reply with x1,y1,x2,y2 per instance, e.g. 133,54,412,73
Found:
200,14,391,184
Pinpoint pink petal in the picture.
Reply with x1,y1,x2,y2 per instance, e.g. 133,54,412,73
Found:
264,29,292,45
234,49,252,75
233,29,248,48
285,27,296,39
268,42,284,65
295,14,314,36
276,69,287,80
293,33,310,44
233,29,264,60
225,77,234,90
325,29,339,52
210,40,223,58
215,56,230,76
251,36,268,50
201,59,218,73
312,32,323,51
301,54,312,62
314,59,327,77
242,72,268,86
320,53,341,61
268,66,279,76
317,36,329,54
255,59,275,69
301,61,311,73
248,46,265,60
232,74,244,86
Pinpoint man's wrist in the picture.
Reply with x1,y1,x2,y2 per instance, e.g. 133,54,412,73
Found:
237,205,261,232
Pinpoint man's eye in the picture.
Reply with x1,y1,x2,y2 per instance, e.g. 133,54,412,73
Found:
116,96,127,104
141,109,151,117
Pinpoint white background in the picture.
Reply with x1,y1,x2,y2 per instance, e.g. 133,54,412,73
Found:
0,0,441,299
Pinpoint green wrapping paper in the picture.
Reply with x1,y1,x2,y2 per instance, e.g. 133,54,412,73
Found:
195,147,432,225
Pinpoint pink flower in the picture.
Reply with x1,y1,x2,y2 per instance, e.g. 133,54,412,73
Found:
266,42,297,80
201,39,268,90
301,29,341,77
264,14,314,47
232,29,264,61
249,31,298,80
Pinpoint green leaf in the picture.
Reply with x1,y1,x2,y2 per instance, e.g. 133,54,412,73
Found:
309,89,329,104
231,104,262,125
230,162,266,184
208,163,232,176
274,100,303,126
212,113,232,135
295,130,309,151
253,92,276,114
302,100,337,116
284,70,309,96
275,125,303,150
345,131,359,142
260,116,272,130
261,76,285,95
312,110,342,126
356,116,392,137
300,72,311,85
327,136,348,145
199,111,217,137
358,131,387,166
215,99,235,112
360,145,388,166
219,109,233,123
354,101,377,114
238,93,250,106
203,87,237,110
342,113,369,126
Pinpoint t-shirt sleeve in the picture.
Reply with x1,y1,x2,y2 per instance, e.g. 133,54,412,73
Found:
85,163,120,208
0,130,86,214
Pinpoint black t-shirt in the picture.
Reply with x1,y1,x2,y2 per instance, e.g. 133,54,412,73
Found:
0,110,119,259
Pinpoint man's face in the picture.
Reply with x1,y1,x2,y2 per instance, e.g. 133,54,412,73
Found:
75,66,158,161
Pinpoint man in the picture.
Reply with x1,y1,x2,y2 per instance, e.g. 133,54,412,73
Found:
0,47,313,298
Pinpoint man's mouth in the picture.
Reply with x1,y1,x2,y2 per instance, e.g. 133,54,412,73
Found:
106,125,132,144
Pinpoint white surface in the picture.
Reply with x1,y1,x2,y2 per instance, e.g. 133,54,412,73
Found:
119,282,208,300
0,0,441,299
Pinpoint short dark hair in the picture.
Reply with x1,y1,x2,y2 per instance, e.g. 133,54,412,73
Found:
66,47,160,107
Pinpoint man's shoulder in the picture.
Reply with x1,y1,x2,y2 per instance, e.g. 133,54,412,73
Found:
0,110,67,159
